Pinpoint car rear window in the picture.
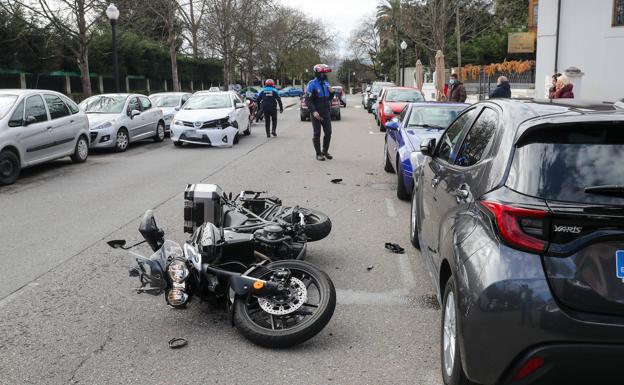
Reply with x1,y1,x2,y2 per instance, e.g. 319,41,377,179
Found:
506,123,624,204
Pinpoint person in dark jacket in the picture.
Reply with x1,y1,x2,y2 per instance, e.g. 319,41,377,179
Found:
553,74,574,99
255,79,283,137
305,64,335,161
448,73,467,102
489,76,512,98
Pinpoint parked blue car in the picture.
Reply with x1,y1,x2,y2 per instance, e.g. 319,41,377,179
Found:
384,102,468,199
278,87,305,97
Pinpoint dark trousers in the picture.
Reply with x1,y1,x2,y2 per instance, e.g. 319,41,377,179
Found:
311,110,332,154
264,110,277,135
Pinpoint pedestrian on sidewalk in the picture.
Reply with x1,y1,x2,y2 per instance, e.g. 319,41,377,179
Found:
489,76,512,99
255,79,283,137
552,74,574,99
448,73,467,102
305,64,335,161
548,73,562,98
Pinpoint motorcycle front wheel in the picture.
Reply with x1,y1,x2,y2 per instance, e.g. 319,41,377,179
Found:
233,260,336,348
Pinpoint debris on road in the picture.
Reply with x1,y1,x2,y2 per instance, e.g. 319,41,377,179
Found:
330,178,343,184
168,337,188,349
366,265,375,271
385,242,405,254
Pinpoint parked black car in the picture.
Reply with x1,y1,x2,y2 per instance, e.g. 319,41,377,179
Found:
410,99,624,385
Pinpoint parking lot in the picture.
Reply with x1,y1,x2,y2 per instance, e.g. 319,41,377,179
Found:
0,95,443,385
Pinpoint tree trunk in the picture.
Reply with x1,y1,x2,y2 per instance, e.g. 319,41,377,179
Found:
456,7,461,79
395,29,400,83
169,36,180,92
78,45,92,97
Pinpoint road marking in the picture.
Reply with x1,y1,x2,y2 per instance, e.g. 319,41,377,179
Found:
385,198,396,217
398,255,417,288
354,105,362,109
337,288,409,305
369,131,384,135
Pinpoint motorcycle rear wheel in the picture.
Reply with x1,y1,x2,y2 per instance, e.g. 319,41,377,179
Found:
280,208,332,242
233,260,336,348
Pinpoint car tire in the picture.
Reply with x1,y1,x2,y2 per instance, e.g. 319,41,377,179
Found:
384,140,394,173
114,128,129,152
410,187,420,249
233,132,240,144
70,135,89,163
0,149,20,186
243,120,251,136
173,141,183,147
441,276,471,385
153,121,165,142
396,157,410,200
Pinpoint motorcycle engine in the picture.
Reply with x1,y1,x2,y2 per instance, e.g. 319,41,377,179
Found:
263,225,284,240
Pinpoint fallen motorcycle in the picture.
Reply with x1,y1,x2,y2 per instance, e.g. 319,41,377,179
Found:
108,184,336,348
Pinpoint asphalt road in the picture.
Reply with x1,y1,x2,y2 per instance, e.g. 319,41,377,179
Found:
0,95,442,385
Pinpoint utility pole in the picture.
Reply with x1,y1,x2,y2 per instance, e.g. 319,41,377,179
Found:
456,7,462,79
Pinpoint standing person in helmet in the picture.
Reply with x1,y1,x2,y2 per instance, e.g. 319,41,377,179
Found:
305,64,335,161
255,79,283,138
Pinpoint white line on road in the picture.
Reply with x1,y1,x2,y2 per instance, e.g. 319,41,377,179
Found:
337,288,410,305
354,105,362,109
398,255,417,288
385,198,396,217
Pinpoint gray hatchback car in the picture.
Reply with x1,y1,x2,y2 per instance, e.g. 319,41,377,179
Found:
412,99,624,385
0,89,90,185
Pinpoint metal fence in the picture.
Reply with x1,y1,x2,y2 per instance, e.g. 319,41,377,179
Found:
463,68,536,100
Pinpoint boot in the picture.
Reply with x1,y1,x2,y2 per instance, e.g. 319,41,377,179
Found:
271,130,277,137
322,135,333,159
313,137,325,161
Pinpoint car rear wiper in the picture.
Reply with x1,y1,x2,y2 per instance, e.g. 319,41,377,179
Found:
584,185,624,197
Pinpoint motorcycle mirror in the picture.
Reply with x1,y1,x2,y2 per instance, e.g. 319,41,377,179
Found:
139,210,165,252
107,239,127,249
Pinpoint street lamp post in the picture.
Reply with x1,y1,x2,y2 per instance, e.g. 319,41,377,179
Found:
106,3,120,93
400,40,408,86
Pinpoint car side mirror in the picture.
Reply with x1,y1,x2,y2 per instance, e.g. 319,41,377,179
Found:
139,210,165,252
24,115,37,126
129,109,141,118
385,120,399,131
420,138,436,157
174,106,180,111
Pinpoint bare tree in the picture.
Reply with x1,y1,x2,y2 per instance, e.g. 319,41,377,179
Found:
178,0,207,59
349,12,382,76
145,0,181,91
5,0,106,96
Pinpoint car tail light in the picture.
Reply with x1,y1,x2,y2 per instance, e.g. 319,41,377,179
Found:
480,201,549,253
513,357,545,381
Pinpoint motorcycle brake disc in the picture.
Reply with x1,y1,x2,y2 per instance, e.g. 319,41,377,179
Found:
258,277,307,315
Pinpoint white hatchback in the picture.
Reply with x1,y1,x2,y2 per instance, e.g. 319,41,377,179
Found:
80,94,165,152
149,92,192,131
170,91,250,147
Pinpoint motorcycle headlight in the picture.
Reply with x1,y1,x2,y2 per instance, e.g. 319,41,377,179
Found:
92,121,112,130
168,259,189,283
384,106,393,115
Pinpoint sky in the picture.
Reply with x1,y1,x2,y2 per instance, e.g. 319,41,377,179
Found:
278,0,379,56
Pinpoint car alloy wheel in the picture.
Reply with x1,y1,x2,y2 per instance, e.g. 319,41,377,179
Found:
157,123,165,140
116,130,129,152
443,290,457,378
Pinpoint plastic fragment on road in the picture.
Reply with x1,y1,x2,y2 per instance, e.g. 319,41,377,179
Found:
385,242,405,254
330,179,343,184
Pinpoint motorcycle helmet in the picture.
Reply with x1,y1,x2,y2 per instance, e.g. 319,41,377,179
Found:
313,64,332,74
265,79,275,87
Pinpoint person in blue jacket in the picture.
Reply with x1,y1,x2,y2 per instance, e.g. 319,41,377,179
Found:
255,79,283,137
489,76,512,99
305,64,335,161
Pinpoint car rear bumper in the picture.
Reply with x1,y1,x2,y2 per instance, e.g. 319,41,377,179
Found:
457,242,624,384
500,343,624,385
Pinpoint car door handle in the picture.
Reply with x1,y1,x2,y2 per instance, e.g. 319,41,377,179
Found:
46,126,53,130
70,119,74,123
431,176,440,188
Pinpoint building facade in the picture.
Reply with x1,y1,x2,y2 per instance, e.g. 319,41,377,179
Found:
535,0,624,102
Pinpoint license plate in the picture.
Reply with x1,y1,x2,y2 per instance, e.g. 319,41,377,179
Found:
616,250,624,279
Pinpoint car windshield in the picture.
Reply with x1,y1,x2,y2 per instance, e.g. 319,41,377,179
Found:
0,94,18,119
81,95,127,113
408,106,464,129
183,94,231,110
150,95,180,107
386,89,423,103
372,83,394,92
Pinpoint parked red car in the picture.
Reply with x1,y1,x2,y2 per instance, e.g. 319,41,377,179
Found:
377,87,424,130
